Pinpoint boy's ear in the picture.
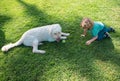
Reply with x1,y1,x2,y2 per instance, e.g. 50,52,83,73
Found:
80,20,85,28
80,17,86,27
80,22,82,27
80,20,84,27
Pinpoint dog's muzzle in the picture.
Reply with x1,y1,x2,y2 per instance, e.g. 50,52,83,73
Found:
56,37,61,42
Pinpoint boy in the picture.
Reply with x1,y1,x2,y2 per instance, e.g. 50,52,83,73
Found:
80,18,115,45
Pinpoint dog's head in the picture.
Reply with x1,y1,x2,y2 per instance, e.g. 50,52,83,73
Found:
80,18,93,30
49,24,62,42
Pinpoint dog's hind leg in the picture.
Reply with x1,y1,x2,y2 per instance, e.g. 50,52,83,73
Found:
32,39,46,54
1,38,23,52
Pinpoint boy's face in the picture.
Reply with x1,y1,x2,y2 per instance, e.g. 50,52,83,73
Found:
80,18,93,30
81,20,89,29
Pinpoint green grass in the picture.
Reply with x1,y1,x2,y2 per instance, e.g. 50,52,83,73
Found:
0,0,120,81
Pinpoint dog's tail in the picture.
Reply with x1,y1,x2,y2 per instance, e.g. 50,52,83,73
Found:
1,38,23,52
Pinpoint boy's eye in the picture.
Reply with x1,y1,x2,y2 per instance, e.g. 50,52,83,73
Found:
83,24,87,28
84,24,87,27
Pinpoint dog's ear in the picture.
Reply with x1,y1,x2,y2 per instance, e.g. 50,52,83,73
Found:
48,24,62,35
48,26,53,35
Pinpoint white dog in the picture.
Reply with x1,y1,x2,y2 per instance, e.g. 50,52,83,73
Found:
1,24,70,54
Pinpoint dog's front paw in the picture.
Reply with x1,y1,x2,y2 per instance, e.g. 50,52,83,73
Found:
61,36,67,40
66,33,70,36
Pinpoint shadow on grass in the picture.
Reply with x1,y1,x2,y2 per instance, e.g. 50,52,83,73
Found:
1,0,80,81
93,39,120,80
0,15,11,48
2,0,120,81
61,38,120,80
16,0,62,27
94,39,120,64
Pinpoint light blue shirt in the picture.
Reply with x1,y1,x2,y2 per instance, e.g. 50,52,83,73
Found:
90,21,104,37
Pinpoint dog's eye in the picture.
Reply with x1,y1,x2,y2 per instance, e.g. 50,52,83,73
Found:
54,33,57,35
58,32,60,34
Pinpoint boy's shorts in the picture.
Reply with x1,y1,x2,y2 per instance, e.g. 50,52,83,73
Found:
97,25,111,41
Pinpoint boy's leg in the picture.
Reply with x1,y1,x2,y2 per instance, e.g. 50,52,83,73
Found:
105,32,111,38
97,27,110,40
97,28,106,40
104,25,115,32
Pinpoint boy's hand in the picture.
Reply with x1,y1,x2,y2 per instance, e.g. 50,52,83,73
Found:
86,36,98,45
81,34,85,37
86,40,91,45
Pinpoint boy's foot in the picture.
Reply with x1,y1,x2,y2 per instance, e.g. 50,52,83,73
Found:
110,27,115,33
104,32,111,38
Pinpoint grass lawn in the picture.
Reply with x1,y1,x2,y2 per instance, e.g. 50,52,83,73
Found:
0,0,120,81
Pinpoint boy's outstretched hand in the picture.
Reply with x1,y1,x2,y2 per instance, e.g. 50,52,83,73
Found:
86,40,91,45
86,36,98,45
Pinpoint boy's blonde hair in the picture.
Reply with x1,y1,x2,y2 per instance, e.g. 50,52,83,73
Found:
80,18,94,29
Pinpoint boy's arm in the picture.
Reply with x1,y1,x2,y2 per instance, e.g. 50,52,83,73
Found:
86,36,98,45
81,29,87,37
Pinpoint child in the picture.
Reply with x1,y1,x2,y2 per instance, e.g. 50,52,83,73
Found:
80,18,115,45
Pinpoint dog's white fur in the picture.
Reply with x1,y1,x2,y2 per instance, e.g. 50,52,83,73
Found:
1,24,70,54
